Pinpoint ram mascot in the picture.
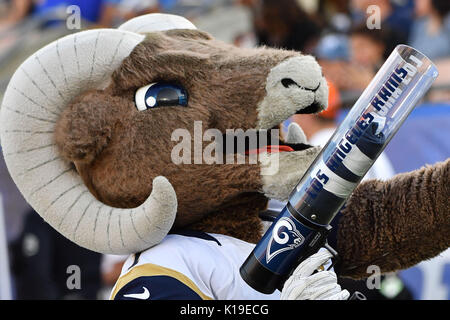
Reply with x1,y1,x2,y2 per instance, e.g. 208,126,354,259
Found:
0,14,448,300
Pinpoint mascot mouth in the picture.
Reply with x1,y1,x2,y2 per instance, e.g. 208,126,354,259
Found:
243,126,312,155
294,101,322,115
249,101,323,155
221,126,312,156
222,101,322,156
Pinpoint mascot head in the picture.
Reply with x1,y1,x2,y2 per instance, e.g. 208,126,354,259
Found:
0,14,328,254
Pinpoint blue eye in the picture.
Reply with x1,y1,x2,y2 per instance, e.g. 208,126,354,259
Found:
135,82,188,111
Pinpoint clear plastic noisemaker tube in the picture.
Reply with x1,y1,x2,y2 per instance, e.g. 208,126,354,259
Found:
240,45,439,294
288,44,439,225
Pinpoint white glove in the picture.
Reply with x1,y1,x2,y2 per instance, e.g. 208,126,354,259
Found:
280,248,350,300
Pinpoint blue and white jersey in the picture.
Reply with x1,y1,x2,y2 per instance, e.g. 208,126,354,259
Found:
110,231,281,300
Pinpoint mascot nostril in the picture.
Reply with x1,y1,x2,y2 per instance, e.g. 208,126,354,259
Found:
281,78,299,89
281,78,321,92
0,13,448,300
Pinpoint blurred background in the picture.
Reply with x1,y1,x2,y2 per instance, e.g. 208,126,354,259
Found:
0,0,449,300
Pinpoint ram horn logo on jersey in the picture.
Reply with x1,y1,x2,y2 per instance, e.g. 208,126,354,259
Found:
266,217,305,263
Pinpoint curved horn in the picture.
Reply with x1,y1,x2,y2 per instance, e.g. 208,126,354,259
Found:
0,27,177,254
118,13,197,33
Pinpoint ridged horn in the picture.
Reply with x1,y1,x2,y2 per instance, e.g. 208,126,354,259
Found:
0,27,178,254
118,13,196,33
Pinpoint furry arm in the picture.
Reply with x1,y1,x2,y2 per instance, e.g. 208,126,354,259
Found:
336,158,450,279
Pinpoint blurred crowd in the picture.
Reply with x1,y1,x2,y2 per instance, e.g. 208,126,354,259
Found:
0,0,167,30
236,0,450,104
0,0,449,300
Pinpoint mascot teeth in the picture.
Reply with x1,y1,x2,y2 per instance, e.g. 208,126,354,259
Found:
285,122,308,145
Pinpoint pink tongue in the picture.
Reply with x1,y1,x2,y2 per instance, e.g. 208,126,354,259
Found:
245,145,294,155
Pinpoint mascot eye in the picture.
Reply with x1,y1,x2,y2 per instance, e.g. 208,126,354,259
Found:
135,82,188,111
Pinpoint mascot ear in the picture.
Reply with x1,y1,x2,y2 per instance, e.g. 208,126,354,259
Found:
0,14,195,254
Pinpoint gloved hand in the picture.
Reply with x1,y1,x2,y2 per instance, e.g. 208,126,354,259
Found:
280,248,350,300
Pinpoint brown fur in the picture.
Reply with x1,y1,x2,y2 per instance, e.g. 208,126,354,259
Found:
188,193,267,243
55,29,449,277
56,30,296,229
337,158,450,278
